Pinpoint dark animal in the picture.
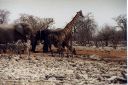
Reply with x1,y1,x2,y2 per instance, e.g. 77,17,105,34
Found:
0,44,7,53
31,10,84,57
0,23,32,44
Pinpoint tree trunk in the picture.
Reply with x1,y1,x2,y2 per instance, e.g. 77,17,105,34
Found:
105,41,108,46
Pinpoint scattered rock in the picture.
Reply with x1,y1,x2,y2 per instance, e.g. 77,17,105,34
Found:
89,55,101,60
0,54,126,85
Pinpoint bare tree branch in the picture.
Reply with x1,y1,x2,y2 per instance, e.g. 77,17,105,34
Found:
0,9,10,24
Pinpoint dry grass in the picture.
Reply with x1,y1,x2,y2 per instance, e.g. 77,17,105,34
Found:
76,49,126,58
0,45,126,85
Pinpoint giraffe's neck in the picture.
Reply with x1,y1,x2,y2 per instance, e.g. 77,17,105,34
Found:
63,14,78,35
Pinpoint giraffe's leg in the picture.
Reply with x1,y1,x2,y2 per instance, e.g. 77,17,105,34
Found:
65,43,76,57
49,44,54,57
59,47,64,57
57,43,64,57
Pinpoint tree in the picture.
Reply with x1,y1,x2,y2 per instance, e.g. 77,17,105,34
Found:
0,9,10,24
114,15,127,41
97,25,113,46
109,29,122,49
74,13,97,46
95,25,122,48
15,14,54,33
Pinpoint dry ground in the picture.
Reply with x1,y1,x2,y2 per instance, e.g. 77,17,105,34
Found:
76,49,126,59
36,44,127,58
0,45,127,85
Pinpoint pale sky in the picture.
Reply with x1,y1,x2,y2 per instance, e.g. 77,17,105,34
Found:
0,0,127,28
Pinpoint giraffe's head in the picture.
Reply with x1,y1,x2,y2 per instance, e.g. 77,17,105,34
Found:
77,10,84,17
76,10,85,22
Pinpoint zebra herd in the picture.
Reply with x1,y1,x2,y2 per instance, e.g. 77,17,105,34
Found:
0,40,31,55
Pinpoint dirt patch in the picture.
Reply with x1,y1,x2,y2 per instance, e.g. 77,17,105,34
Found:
0,45,127,85
0,53,127,85
76,49,126,58
25,44,127,58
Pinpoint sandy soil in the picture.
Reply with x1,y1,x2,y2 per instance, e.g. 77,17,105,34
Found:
76,49,126,58
0,45,127,85
36,44,127,58
0,51,127,85
74,46,127,58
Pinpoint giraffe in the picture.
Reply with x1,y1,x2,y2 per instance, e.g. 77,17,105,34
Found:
62,10,84,53
45,10,84,56
31,10,84,56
